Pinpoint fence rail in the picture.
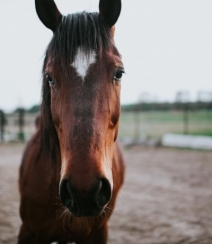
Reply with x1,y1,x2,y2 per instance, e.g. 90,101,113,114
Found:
0,109,211,144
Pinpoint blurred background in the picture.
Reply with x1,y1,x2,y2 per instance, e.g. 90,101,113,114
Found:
1,96,212,145
0,0,212,144
0,1,212,243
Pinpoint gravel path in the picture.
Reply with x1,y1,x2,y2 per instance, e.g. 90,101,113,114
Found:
0,144,212,244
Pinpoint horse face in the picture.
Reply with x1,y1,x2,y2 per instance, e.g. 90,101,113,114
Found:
38,0,123,217
46,48,124,217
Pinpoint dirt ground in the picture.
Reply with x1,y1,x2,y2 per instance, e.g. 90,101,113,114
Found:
0,144,212,244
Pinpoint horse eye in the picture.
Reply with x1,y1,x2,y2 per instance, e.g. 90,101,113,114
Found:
114,69,125,82
45,73,55,86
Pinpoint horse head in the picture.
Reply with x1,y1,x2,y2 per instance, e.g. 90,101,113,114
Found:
36,0,124,217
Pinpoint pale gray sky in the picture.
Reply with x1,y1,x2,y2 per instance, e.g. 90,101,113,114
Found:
1,0,212,112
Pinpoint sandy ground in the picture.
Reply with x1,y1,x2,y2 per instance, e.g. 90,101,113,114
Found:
0,143,212,244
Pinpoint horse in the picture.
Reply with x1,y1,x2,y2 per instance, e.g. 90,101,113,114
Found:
18,0,125,243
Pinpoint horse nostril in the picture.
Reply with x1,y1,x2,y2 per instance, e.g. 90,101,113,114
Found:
59,178,111,216
95,178,111,208
59,179,74,209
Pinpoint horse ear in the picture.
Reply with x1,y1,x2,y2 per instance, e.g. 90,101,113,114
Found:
35,0,62,32
99,0,121,27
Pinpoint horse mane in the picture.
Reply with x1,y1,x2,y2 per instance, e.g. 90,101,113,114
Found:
40,12,113,162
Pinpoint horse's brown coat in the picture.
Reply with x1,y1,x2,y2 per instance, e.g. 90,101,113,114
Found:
18,1,125,243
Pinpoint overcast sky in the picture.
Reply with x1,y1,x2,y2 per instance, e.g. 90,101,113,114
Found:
1,0,212,112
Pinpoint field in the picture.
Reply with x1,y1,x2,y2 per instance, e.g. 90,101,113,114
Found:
0,143,212,243
119,110,212,141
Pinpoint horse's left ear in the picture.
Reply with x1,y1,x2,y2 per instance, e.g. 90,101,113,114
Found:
99,0,121,27
35,0,62,32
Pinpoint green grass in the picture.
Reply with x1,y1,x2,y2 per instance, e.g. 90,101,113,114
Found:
118,110,212,140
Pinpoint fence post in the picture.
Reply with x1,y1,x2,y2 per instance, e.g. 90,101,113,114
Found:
183,102,189,135
17,108,25,142
0,110,6,143
175,91,190,135
133,104,141,142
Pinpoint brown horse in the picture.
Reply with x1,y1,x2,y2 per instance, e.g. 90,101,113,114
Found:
18,0,125,243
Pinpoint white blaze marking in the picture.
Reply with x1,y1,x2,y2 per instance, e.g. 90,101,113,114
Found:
72,48,96,80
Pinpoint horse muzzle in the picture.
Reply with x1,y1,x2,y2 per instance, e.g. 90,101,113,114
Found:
59,177,112,217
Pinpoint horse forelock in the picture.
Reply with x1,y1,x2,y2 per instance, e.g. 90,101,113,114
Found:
47,12,112,67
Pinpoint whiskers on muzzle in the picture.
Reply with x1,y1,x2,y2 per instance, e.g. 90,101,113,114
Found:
56,201,112,233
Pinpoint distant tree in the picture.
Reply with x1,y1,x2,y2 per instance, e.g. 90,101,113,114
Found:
28,105,40,113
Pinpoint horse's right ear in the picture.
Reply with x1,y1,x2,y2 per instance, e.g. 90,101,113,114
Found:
35,0,62,32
